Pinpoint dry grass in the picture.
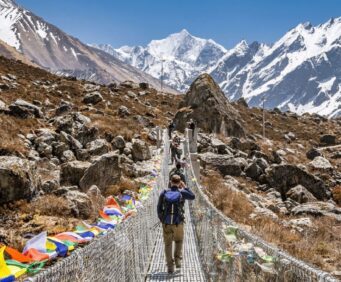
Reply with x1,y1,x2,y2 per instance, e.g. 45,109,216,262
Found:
25,195,72,217
106,177,140,197
332,185,341,206
202,171,254,224
202,171,341,273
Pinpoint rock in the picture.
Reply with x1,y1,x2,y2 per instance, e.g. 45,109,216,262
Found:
0,100,7,111
64,190,93,219
291,202,341,221
54,112,91,135
272,150,284,164
79,152,121,192
139,82,149,89
59,131,83,151
250,207,278,220
173,74,245,137
288,218,313,231
0,156,40,203
284,132,296,142
199,152,244,176
60,161,91,186
331,151,341,159
245,163,263,180
320,134,336,145
83,91,103,105
306,148,321,160
118,105,130,117
132,139,151,161
60,150,76,163
309,156,333,170
75,126,98,147
8,99,43,118
286,185,317,203
120,80,138,89
86,185,105,213
52,142,69,159
36,142,53,158
211,138,233,155
35,159,60,194
112,135,126,150
229,137,260,152
127,91,137,99
266,164,330,200
86,139,111,156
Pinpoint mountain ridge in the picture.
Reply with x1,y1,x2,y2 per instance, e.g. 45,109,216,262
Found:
94,18,341,117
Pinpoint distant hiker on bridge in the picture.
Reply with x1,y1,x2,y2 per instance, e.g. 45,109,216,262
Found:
168,121,175,139
188,118,196,138
169,163,186,185
170,135,182,164
157,174,195,274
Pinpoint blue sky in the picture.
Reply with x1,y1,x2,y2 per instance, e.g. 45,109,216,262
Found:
16,0,341,48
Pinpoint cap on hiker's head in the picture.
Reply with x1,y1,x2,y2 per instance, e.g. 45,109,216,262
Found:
176,163,181,169
171,175,181,184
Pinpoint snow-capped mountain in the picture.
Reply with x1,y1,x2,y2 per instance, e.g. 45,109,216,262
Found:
93,29,227,92
95,19,341,117
0,0,172,90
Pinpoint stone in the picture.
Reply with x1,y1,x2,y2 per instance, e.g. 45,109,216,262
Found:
173,74,245,137
288,218,313,230
139,82,149,89
306,148,321,160
229,137,260,152
86,139,111,156
79,152,121,192
132,139,152,161
127,91,137,99
0,156,40,204
112,135,126,150
64,190,93,219
286,185,317,203
60,150,76,163
86,185,105,214
75,126,98,147
291,202,341,221
199,152,244,176
245,162,263,180
52,142,69,159
266,164,330,200
36,142,53,158
60,160,91,186
54,112,91,135
8,99,43,118
118,105,130,117
309,156,333,170
250,207,278,220
284,132,296,142
83,91,103,105
320,134,336,145
0,100,7,111
55,101,73,116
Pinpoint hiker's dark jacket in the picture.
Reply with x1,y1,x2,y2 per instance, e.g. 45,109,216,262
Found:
169,168,186,183
157,186,195,225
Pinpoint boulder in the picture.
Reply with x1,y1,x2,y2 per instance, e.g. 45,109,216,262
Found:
8,99,43,119
229,137,260,152
54,112,90,135
112,135,126,150
86,139,111,156
266,164,330,200
118,105,130,117
55,101,73,116
199,152,244,176
75,126,98,146
64,189,93,219
286,185,317,203
306,148,321,160
320,134,336,145
127,91,137,99
245,162,263,180
173,74,245,137
60,161,91,186
139,82,149,89
79,152,121,192
309,156,333,170
291,202,341,221
60,150,76,163
83,91,103,105
0,156,40,203
132,139,151,161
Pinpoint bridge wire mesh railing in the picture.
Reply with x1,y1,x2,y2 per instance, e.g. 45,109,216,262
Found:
183,129,338,282
26,131,170,282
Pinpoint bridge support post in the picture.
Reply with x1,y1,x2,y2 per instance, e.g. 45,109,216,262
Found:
188,128,198,153
156,127,162,149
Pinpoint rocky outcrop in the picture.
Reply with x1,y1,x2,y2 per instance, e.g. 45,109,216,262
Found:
199,152,246,176
266,164,330,200
79,152,121,192
132,139,151,161
174,74,245,137
0,156,40,203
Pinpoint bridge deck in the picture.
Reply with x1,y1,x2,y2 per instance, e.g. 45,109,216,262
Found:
146,202,206,281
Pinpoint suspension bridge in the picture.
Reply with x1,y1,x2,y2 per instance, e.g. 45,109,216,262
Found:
28,129,338,282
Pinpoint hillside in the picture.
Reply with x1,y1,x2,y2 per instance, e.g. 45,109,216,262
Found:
0,0,176,92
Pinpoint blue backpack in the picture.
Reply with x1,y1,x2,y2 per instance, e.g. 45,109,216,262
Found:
160,189,185,224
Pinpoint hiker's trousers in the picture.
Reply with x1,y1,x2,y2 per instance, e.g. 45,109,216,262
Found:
162,224,184,269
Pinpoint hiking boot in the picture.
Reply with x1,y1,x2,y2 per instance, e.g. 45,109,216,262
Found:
167,267,174,274
175,259,181,269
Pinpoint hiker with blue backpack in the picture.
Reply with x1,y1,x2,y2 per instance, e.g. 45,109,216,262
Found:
157,174,195,274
